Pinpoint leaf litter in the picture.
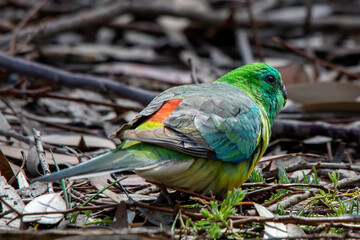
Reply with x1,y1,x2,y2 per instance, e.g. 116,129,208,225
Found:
0,0,359,239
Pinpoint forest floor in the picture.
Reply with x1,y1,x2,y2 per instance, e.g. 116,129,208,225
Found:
0,0,360,239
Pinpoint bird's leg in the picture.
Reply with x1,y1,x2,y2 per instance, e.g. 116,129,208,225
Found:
151,185,175,207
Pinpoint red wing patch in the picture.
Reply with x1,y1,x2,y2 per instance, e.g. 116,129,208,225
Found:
147,99,183,123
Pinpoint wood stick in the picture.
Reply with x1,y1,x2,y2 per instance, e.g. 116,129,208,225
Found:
272,119,360,143
2,2,360,50
273,36,360,80
0,51,158,105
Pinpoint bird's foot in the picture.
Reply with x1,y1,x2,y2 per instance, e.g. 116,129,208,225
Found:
151,186,176,207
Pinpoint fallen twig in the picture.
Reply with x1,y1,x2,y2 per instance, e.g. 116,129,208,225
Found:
0,52,158,105
272,119,360,143
267,174,360,212
273,36,360,80
187,58,199,84
33,128,53,192
8,151,26,185
0,84,51,97
246,0,264,62
0,84,142,112
0,2,129,48
260,153,327,163
0,128,70,155
9,0,48,54
2,1,360,51
263,161,360,178
244,183,330,196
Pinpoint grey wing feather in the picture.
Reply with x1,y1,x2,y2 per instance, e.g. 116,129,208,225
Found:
113,83,262,163
118,127,213,158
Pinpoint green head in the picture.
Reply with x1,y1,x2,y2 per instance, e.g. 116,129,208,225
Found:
216,63,287,125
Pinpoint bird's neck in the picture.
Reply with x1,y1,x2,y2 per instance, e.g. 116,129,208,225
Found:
215,79,277,126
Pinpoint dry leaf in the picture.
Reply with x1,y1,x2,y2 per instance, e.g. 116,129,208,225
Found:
22,193,66,224
254,203,288,239
287,82,360,112
41,134,116,149
254,203,306,238
0,150,15,184
0,176,25,229
0,145,79,165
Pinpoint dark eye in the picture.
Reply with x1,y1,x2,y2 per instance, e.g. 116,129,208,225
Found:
265,75,276,85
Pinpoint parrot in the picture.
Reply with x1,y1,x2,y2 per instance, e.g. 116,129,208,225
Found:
36,63,287,197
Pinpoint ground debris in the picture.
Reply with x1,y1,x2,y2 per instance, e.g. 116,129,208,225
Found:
0,0,359,239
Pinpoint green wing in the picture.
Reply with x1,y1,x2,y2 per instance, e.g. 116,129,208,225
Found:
118,82,263,163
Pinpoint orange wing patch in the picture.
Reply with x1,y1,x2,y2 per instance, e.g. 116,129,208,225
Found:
147,99,183,123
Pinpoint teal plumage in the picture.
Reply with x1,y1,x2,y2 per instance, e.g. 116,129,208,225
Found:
36,63,287,196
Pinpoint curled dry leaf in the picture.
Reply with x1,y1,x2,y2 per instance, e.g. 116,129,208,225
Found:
22,193,66,224
254,203,288,239
254,203,306,239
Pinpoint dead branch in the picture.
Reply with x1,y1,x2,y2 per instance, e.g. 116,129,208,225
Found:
0,84,142,111
8,0,88,14
263,161,360,178
24,114,98,134
260,153,327,163
0,128,69,155
267,174,360,212
0,52,158,105
126,3,360,32
0,85,51,97
246,0,264,62
235,30,254,64
187,58,199,84
2,1,360,51
303,0,314,36
272,119,360,143
44,93,142,112
9,0,48,54
273,36,360,80
8,151,26,185
0,2,129,49
33,128,53,192
263,190,304,208
244,183,330,196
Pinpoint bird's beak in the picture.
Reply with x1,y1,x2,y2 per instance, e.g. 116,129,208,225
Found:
280,82,287,107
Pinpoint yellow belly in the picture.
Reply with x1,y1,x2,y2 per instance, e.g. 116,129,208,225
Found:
135,157,253,196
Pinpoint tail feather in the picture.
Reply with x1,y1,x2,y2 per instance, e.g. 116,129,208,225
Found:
35,141,193,182
35,147,143,182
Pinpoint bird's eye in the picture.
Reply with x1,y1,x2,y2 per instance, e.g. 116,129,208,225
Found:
265,75,276,85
